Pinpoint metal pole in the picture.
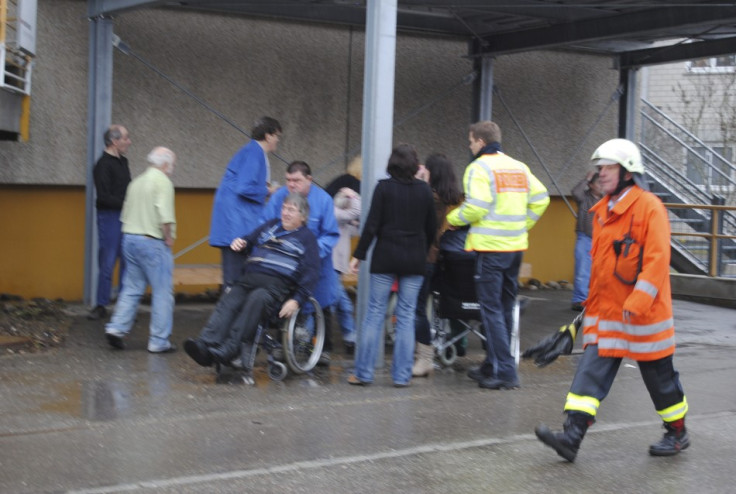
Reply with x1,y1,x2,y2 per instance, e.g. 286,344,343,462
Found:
478,56,494,121
84,8,114,305
357,0,397,366
618,65,638,140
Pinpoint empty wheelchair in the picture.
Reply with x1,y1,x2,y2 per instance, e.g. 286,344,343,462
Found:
384,251,522,368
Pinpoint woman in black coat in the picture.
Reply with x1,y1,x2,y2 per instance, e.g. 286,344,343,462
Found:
347,144,437,387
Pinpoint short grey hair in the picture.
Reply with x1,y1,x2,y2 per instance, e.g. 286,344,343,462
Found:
283,192,310,221
103,125,123,146
147,147,176,170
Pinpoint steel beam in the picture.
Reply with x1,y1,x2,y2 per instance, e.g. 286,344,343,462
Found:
620,36,736,69
87,0,165,17
357,0,398,365
473,7,736,56
84,13,114,306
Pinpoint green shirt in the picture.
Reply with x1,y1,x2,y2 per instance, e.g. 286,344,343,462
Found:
121,167,176,240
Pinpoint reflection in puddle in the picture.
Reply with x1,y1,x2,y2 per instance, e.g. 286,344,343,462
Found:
81,380,132,421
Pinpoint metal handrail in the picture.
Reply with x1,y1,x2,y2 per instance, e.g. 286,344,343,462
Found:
641,99,736,188
664,203,736,277
173,235,210,261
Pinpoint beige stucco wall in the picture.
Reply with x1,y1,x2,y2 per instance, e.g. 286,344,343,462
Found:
0,0,620,194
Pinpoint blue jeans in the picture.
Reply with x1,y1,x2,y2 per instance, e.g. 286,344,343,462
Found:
354,273,423,385
332,277,356,343
572,232,592,304
474,251,522,382
106,234,174,352
96,209,125,306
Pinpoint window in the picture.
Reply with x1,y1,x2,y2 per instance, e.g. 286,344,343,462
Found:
686,55,736,74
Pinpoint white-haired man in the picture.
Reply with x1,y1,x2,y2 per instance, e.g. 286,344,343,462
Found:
105,147,178,353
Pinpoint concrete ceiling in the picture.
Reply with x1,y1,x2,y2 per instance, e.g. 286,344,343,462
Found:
89,1,736,67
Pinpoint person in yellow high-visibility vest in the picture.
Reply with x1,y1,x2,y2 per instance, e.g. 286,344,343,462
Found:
447,121,550,390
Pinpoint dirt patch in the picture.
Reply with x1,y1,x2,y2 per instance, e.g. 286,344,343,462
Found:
0,297,72,355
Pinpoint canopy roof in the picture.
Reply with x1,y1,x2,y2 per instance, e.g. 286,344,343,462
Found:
90,0,736,67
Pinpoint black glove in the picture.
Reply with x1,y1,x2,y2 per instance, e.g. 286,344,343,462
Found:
522,311,581,367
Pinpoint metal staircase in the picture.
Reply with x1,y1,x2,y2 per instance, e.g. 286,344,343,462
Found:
639,99,736,277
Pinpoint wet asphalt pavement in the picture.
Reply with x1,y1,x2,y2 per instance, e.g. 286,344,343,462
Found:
1,288,735,494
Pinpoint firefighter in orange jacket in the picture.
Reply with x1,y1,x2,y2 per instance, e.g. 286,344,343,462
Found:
535,138,689,462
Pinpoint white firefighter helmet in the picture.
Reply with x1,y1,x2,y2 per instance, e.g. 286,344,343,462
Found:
591,138,648,190
590,138,644,174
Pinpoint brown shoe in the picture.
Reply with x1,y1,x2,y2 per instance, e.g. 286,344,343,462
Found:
347,374,370,386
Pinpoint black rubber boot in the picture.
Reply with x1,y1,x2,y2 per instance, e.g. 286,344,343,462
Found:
535,412,594,462
649,419,690,456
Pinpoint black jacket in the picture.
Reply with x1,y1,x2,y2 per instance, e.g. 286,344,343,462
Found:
93,152,131,210
353,177,436,275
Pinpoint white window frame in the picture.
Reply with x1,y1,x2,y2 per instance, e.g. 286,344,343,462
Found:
686,55,736,74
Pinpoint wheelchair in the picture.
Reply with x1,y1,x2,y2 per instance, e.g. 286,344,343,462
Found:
215,296,325,384
384,252,521,368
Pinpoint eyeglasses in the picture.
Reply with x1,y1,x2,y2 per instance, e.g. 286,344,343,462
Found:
282,205,300,214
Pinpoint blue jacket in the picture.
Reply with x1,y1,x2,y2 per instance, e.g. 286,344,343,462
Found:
240,219,319,307
209,140,269,247
261,185,339,307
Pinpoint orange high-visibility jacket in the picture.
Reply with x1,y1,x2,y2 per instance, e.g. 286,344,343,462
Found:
581,186,675,361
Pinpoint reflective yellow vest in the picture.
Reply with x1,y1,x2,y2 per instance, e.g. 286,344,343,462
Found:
447,153,549,252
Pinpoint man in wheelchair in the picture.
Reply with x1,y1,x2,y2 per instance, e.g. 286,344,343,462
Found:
184,192,319,368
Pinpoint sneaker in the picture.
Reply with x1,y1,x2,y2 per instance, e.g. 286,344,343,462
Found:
87,305,108,321
105,331,125,350
148,343,177,354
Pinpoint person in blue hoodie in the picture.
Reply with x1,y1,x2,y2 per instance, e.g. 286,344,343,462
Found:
184,193,319,367
209,117,282,288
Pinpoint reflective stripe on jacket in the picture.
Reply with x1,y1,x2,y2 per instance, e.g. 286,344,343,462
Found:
582,186,675,361
447,152,549,252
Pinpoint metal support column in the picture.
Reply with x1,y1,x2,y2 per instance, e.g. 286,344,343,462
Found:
477,56,494,121
84,8,114,306
356,0,397,365
618,66,638,140
470,50,494,123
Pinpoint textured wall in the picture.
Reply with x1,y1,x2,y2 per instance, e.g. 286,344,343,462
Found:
0,0,619,195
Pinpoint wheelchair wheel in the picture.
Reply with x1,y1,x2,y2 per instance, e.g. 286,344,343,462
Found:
267,361,288,381
437,340,457,366
283,297,325,374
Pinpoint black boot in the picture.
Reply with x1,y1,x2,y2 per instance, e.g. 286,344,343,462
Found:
649,419,690,456
535,412,593,462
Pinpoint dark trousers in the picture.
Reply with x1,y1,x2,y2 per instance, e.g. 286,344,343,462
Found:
220,247,247,289
568,344,686,416
96,209,125,306
199,272,291,360
474,251,522,381
414,263,435,345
